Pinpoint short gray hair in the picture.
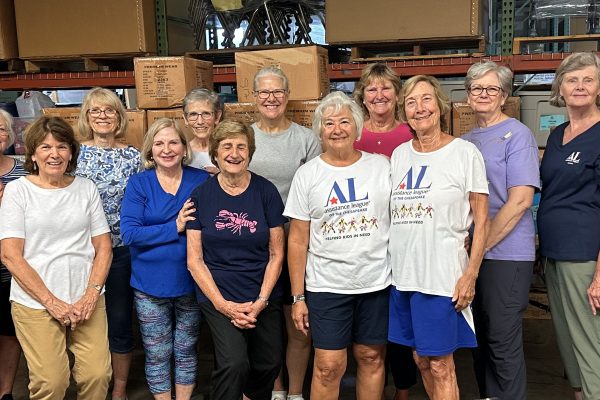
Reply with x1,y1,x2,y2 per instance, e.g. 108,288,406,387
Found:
313,91,364,141
465,60,513,95
182,88,223,117
253,66,289,92
0,109,15,147
550,52,600,107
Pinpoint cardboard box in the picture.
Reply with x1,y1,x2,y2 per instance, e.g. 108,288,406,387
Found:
134,57,213,109
326,0,482,44
0,0,17,60
451,97,521,137
145,108,194,140
223,100,320,129
15,0,156,58
41,107,147,150
235,46,329,102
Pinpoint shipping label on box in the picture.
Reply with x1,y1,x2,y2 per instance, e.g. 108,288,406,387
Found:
135,57,213,109
235,46,329,102
223,100,320,129
145,108,194,140
42,107,147,149
451,97,521,137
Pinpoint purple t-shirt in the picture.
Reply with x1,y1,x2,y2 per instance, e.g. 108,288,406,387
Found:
462,118,540,261
187,172,287,303
354,123,413,158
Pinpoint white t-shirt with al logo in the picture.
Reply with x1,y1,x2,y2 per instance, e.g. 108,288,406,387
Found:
284,151,392,294
389,139,488,297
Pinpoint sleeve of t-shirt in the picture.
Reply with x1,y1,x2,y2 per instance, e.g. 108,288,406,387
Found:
465,143,489,195
86,180,110,237
283,166,311,221
263,180,288,228
120,174,179,247
506,125,541,190
305,129,322,162
0,180,25,240
187,186,203,231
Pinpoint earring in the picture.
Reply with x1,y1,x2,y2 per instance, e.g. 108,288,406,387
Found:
32,161,37,171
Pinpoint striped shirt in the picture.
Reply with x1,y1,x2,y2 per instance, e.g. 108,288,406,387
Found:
1,158,27,282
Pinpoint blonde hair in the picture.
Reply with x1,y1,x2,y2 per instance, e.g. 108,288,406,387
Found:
141,118,192,169
78,87,128,140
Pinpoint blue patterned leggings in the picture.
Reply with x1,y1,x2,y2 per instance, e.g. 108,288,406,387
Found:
134,290,202,394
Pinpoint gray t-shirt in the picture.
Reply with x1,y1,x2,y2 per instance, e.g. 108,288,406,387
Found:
249,122,321,204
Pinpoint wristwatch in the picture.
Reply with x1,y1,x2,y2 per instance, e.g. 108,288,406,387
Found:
255,295,269,306
292,294,305,305
88,283,103,292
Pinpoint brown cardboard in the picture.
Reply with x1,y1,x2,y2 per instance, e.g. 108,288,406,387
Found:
223,100,320,129
326,0,481,43
15,0,156,58
145,108,194,140
451,97,521,137
234,46,329,102
134,57,214,109
571,17,597,52
0,0,17,60
41,107,147,150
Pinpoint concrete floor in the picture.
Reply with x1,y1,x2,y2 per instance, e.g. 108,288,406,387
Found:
11,317,573,400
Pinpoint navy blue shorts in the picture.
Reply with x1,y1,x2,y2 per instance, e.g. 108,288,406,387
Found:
307,287,389,350
388,288,476,356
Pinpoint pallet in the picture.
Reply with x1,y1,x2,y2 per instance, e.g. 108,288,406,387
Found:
21,53,154,73
0,59,24,74
350,36,486,61
513,34,600,54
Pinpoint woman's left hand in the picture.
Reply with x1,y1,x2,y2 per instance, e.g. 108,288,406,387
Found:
587,278,600,315
176,199,196,233
452,273,477,311
72,289,100,328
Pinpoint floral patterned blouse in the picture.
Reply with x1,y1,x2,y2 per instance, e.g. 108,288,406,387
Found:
75,145,141,248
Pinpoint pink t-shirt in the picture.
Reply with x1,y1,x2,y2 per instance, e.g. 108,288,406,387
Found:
354,123,413,158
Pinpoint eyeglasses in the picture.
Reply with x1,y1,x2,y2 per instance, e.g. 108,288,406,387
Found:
468,86,502,96
88,108,117,118
254,89,287,99
0,128,8,136
185,111,214,121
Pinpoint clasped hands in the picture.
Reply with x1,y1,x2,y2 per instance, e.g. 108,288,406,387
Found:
217,299,266,329
45,289,100,330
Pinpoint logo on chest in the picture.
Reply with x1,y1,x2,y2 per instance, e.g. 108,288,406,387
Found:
214,210,257,235
325,177,369,207
565,152,581,165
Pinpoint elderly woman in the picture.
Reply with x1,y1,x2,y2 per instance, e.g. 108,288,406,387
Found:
0,109,27,400
461,61,540,400
187,120,286,400
537,52,600,400
0,116,112,399
182,88,222,174
248,65,321,400
353,63,413,157
120,118,209,400
285,91,391,400
353,62,416,400
74,87,141,400
388,75,489,400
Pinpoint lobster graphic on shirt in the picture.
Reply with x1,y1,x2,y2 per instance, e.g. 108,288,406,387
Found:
214,210,257,235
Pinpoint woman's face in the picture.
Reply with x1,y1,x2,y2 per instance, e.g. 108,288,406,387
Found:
559,65,600,108
404,81,441,135
255,75,289,122
215,134,250,176
32,133,71,178
151,127,186,171
363,78,398,119
87,102,120,136
321,106,358,153
467,71,507,115
183,100,220,141
0,118,9,154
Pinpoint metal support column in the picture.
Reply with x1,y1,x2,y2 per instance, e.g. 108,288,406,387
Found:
502,0,515,55
156,0,169,55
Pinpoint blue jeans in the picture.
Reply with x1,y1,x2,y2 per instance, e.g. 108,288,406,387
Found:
105,246,134,353
134,290,202,394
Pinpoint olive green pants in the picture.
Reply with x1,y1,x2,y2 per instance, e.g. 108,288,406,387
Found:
544,259,600,400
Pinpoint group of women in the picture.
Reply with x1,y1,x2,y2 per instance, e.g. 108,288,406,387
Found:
0,51,599,400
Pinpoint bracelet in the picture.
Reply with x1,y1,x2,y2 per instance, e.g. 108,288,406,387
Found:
88,283,103,292
255,295,269,306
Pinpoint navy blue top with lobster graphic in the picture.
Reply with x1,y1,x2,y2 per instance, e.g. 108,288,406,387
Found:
188,172,287,303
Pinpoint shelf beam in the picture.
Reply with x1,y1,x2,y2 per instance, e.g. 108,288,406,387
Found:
0,71,135,90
